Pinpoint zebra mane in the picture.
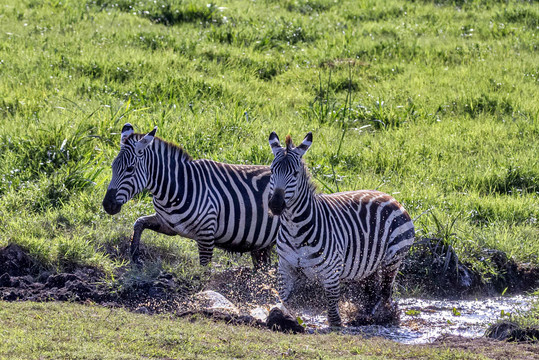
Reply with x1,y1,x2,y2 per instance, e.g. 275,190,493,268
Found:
285,135,293,150
300,159,318,194
127,133,192,162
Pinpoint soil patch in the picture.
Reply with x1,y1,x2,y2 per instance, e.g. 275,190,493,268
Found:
0,245,304,333
430,335,539,360
177,309,266,328
0,244,190,312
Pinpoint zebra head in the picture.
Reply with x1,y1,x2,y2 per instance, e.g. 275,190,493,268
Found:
102,123,157,215
267,131,312,216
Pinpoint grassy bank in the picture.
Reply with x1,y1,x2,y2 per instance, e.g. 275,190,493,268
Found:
1,301,537,360
0,0,537,289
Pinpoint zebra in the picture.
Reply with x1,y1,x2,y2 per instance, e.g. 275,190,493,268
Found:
102,123,279,269
267,132,415,327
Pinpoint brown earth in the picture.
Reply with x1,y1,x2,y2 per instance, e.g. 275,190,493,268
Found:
430,335,539,360
0,243,301,333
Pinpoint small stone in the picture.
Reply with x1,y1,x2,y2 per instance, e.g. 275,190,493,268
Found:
193,290,239,315
249,306,269,322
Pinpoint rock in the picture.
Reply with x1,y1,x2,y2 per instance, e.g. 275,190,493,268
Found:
193,290,239,315
249,306,269,322
266,307,305,334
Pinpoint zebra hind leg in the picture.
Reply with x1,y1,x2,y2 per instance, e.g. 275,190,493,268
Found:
374,264,401,325
132,214,177,266
349,271,381,326
323,279,342,328
251,246,272,271
197,240,215,266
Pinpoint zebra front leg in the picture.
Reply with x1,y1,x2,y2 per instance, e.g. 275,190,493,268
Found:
277,259,297,302
323,277,342,328
197,239,215,266
132,214,176,265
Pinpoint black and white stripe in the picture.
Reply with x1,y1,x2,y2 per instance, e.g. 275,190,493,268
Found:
267,132,415,327
102,123,279,268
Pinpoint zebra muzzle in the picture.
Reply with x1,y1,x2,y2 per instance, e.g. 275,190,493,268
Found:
269,189,286,216
102,188,122,215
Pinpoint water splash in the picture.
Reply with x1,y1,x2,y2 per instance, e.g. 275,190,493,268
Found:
288,295,535,344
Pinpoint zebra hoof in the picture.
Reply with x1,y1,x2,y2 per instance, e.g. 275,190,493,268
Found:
328,323,343,330
328,316,343,329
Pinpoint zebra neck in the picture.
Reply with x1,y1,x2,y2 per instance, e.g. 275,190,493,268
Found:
144,139,191,200
281,176,317,242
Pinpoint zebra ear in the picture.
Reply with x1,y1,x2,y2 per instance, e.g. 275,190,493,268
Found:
135,126,157,154
294,132,312,157
120,123,134,144
269,131,282,156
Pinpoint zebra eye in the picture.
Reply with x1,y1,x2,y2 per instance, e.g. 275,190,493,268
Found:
293,170,299,177
126,165,135,172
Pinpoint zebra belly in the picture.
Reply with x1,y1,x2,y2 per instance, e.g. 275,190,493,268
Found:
157,207,275,252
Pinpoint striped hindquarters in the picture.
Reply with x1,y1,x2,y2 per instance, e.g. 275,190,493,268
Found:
320,190,415,281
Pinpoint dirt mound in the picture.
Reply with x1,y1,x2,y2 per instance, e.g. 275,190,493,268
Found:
399,240,539,298
485,321,539,343
0,244,38,277
0,267,108,303
485,250,539,294
0,244,190,313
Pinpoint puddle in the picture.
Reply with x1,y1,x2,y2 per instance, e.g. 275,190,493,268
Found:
293,295,535,344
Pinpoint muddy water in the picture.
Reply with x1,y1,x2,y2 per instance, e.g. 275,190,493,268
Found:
290,295,535,344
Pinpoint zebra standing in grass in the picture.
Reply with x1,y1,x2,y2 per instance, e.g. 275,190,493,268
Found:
267,132,415,327
102,123,279,268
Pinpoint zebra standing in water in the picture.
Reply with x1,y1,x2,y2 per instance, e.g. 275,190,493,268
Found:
102,123,279,268
267,132,415,327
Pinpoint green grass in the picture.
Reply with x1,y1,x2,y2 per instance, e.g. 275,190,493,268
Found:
0,301,496,359
0,0,537,284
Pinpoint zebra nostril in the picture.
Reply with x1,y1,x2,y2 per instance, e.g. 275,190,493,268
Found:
103,189,122,215
269,189,286,216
